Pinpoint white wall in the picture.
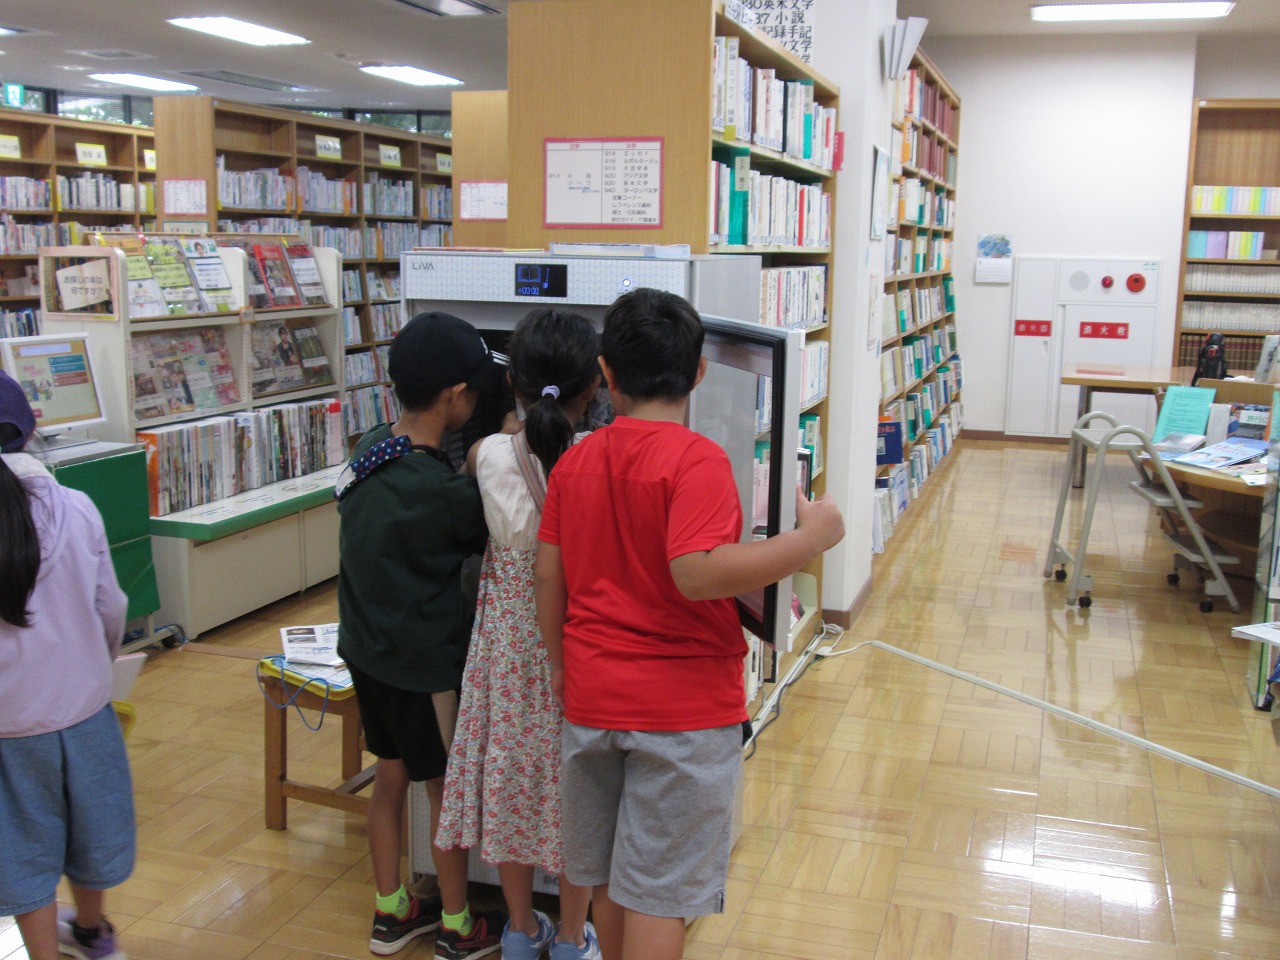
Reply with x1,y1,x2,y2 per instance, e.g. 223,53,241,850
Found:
1196,35,1280,98
811,0,900,615
924,34,1196,432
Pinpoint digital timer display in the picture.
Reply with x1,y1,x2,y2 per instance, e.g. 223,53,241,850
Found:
514,263,568,298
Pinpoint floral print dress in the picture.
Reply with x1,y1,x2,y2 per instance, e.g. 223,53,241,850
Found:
437,431,569,872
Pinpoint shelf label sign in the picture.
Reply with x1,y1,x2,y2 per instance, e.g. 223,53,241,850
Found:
544,137,663,229
315,135,342,160
0,134,20,159
436,153,452,174
3,83,22,108
143,148,156,171
54,258,111,312
1078,322,1129,340
379,143,402,167
459,180,507,221
1014,319,1051,337
75,142,108,166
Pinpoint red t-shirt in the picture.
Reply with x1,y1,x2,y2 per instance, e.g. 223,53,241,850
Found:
539,416,746,731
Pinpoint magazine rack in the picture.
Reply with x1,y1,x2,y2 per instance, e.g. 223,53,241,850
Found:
1045,411,1240,612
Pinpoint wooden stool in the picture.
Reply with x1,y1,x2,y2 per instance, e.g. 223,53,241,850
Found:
259,659,374,829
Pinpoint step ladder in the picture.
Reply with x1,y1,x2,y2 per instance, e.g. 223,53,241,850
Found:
1045,411,1240,612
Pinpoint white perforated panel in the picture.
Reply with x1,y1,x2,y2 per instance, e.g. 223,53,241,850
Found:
402,251,690,305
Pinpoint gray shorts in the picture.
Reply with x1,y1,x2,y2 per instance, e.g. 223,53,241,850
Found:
559,722,741,918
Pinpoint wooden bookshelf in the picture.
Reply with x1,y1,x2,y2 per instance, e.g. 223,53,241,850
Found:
876,51,963,549
0,108,154,337
151,97,453,434
1176,99,1280,372
506,0,837,699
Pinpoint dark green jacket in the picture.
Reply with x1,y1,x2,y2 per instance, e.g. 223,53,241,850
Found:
337,424,488,692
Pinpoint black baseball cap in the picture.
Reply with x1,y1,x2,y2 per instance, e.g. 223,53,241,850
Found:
388,311,505,398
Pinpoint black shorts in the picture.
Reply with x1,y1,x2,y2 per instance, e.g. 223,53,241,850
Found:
348,663,452,782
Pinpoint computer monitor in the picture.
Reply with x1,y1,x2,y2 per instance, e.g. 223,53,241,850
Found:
0,333,107,448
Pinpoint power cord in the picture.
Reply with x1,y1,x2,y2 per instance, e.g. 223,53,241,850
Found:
256,655,335,731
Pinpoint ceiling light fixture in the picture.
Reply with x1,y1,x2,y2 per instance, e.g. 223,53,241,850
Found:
167,16,309,46
390,0,501,16
1031,2,1234,21
359,64,462,86
89,73,198,92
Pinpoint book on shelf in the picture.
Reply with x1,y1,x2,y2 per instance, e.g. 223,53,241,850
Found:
143,236,205,315
876,417,903,465
286,318,335,388
213,236,272,309
250,319,307,396
180,236,236,313
283,242,331,307
254,241,304,308
1166,436,1268,470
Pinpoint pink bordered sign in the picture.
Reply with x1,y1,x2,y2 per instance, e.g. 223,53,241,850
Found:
544,137,663,229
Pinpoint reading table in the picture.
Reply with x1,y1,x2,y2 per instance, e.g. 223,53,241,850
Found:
259,658,371,829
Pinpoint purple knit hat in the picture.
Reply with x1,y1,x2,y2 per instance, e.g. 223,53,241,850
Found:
0,369,36,452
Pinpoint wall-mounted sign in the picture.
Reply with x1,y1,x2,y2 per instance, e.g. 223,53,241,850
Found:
544,137,662,229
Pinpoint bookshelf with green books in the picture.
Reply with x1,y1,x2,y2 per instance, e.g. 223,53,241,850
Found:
876,51,963,551
1176,99,1280,374
38,239,346,638
152,97,452,435
0,108,156,339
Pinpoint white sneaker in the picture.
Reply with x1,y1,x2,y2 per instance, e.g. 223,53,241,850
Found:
548,921,602,960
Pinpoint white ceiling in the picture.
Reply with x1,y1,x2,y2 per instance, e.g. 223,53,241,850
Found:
898,0,1280,38
0,0,510,111
0,1,1276,112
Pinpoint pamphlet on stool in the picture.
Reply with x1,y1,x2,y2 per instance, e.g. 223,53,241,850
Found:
281,623,344,666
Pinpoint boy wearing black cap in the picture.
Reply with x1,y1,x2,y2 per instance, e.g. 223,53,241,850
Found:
336,311,507,959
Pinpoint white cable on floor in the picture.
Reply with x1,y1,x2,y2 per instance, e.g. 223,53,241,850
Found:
819,638,1280,801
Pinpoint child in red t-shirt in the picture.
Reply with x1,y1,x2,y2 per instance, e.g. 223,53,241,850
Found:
535,288,844,960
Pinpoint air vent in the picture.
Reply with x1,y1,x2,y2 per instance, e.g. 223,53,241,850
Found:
74,49,151,60
183,70,321,93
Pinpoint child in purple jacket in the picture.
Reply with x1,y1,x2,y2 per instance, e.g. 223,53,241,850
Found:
0,369,133,960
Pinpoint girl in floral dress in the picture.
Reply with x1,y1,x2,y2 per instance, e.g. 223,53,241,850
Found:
438,308,602,960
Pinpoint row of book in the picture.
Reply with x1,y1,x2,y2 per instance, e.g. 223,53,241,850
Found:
1190,184,1280,216
345,383,399,437
422,184,452,220
81,233,332,318
217,159,294,211
297,166,358,215
894,178,955,229
749,413,824,531
0,175,52,210
211,218,447,258
137,398,345,516
1184,262,1280,295
0,217,147,256
344,350,379,388
370,302,402,341
131,329,241,421
1176,331,1264,370
874,401,964,549
880,336,958,400
800,340,829,409
55,174,153,213
887,232,952,276
365,173,415,217
893,70,958,140
760,265,827,330
0,306,38,338
1181,299,1280,332
341,269,363,302
249,317,334,398
709,157,831,248
1186,229,1272,260
894,125,955,186
883,284,950,339
342,306,362,346
711,35,838,170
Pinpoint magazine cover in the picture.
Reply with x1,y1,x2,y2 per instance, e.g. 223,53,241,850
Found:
254,242,303,307
284,242,330,306
287,320,335,387
252,320,305,393
182,238,237,313
199,327,242,406
214,236,272,308
143,236,204,315
131,338,170,420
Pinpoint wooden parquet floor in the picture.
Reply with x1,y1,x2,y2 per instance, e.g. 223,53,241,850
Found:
5,439,1280,959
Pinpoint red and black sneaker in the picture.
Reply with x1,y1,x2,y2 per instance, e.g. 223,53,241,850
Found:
434,908,506,960
369,893,442,955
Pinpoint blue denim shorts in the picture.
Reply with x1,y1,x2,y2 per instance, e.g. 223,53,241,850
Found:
0,704,136,916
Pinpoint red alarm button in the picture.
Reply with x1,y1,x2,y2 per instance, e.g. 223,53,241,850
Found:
1126,272,1146,292
1101,275,1114,288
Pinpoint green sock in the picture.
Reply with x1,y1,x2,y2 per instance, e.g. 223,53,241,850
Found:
442,904,473,936
376,884,410,919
